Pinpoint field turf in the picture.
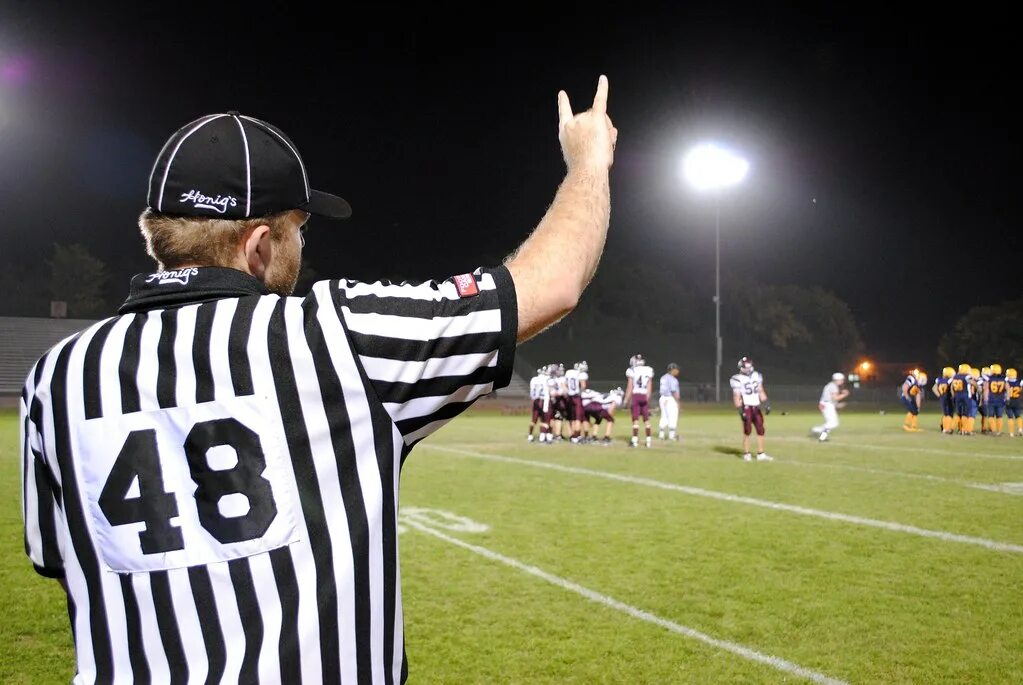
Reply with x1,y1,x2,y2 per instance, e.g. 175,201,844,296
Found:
2,406,1021,683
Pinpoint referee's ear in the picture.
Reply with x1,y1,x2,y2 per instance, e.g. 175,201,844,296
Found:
243,224,273,281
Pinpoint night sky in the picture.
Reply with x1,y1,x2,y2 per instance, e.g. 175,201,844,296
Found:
1,6,1018,364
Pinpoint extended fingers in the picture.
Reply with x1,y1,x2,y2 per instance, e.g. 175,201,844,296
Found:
558,90,573,127
592,75,608,114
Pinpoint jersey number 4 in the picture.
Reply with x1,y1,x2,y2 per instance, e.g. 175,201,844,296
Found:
99,418,277,555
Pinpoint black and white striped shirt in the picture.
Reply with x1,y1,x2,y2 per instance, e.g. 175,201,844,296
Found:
21,265,516,684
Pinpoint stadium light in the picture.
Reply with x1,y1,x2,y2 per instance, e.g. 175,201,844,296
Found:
859,361,872,372
683,143,749,403
682,144,749,191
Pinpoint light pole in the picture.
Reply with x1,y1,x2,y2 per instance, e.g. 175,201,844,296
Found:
682,143,749,402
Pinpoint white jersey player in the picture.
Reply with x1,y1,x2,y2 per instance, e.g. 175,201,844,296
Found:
729,356,772,461
528,368,552,442
811,373,849,441
624,354,655,447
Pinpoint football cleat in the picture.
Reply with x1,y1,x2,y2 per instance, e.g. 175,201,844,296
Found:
818,431,829,442
743,453,753,462
756,452,774,461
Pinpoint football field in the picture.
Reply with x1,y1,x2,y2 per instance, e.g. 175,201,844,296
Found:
2,407,1022,683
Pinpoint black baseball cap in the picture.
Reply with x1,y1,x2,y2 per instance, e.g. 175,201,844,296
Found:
147,112,351,220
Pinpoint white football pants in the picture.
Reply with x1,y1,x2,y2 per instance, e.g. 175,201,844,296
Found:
812,403,839,433
659,396,679,430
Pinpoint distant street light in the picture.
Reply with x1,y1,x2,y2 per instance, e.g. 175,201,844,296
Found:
682,143,749,402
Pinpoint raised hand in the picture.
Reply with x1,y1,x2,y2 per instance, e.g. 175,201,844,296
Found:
557,75,617,172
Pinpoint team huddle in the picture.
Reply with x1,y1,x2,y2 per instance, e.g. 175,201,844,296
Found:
924,364,1023,436
527,355,682,447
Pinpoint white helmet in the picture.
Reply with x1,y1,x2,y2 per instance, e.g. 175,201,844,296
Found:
738,357,754,374
832,372,845,382
578,361,589,372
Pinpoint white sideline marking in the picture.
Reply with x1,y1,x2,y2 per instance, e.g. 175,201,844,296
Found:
405,519,848,685
425,446,1023,554
770,459,1023,495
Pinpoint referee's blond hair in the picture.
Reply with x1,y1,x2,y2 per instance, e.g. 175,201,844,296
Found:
138,208,295,270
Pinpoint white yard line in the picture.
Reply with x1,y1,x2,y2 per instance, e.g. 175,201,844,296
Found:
768,459,1022,495
424,446,1023,554
763,435,1023,461
405,519,849,685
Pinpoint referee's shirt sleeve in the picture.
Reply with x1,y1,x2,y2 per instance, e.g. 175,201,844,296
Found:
20,383,65,579
323,265,517,445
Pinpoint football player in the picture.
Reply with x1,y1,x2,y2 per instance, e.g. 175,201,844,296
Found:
932,367,955,434
811,372,850,441
624,354,655,447
730,357,772,461
658,362,681,441
577,361,591,440
583,387,625,443
547,363,566,440
900,370,927,432
950,363,974,434
528,366,552,443
984,364,1008,436
978,366,991,433
970,367,983,433
1006,368,1022,436
564,362,585,442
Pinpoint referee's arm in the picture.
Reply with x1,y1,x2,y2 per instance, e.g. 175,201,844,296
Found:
506,75,615,342
328,77,615,444
20,378,65,580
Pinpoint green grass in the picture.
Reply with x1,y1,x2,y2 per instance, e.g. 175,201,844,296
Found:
3,407,1022,682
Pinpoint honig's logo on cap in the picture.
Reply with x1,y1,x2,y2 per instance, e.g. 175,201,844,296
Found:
179,189,238,215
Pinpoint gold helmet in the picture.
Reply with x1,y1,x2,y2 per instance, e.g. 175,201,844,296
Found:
971,367,980,377
990,363,1003,375
1008,368,1018,380
942,367,955,378
982,366,991,376
958,363,971,374
917,372,928,385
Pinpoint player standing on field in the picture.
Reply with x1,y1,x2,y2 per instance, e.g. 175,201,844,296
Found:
21,76,617,683
624,354,654,448
983,364,1007,436
933,367,956,434
1006,368,1023,436
564,362,584,443
528,367,552,443
730,357,773,461
950,363,974,434
900,370,927,432
576,361,591,441
658,362,681,441
811,372,850,441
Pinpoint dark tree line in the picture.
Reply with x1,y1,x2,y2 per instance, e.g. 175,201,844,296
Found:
937,299,1023,369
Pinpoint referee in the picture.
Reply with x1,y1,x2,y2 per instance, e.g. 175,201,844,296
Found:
21,77,616,683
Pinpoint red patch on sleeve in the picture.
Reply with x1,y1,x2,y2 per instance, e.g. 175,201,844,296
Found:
453,273,479,298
